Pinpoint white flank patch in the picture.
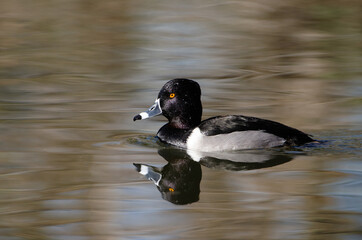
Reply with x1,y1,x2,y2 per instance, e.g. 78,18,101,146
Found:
186,127,285,152
186,149,203,162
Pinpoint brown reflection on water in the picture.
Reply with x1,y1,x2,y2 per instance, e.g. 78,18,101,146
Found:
0,0,361,240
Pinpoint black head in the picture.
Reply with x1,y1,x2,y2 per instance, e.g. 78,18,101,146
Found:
133,78,202,129
158,79,202,129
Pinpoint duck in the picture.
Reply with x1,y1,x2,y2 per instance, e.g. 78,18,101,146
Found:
133,78,314,152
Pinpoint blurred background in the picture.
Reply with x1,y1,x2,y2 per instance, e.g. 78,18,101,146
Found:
0,0,361,240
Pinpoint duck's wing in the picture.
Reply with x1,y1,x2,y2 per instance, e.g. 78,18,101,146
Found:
198,115,314,146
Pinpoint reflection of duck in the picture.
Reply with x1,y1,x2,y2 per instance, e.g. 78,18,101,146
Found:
134,148,294,204
134,78,314,151
134,149,202,205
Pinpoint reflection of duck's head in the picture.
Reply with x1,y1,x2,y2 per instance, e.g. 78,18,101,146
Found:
157,157,201,205
134,148,202,205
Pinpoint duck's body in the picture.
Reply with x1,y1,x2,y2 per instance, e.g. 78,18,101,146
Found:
157,115,313,151
134,79,314,152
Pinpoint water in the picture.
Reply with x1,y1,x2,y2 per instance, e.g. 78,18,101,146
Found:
0,1,361,239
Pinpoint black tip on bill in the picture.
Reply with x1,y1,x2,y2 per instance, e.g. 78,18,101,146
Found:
133,163,141,172
133,114,142,121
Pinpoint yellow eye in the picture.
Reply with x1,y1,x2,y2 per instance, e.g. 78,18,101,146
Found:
168,187,174,192
170,93,175,98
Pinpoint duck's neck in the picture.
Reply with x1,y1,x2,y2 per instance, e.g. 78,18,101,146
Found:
166,99,202,130
169,116,201,130
157,124,191,148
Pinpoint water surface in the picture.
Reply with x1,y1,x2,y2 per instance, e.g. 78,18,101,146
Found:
0,1,361,239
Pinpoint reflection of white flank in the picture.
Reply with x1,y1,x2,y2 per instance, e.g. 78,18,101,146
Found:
188,148,274,163
139,112,149,119
187,149,203,162
139,165,149,175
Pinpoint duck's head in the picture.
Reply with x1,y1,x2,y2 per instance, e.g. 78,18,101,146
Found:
134,78,202,129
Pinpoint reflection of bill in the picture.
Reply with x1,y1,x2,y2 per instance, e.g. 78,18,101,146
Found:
134,148,202,205
134,148,293,204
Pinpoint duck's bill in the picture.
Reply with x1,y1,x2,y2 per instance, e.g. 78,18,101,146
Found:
133,98,162,121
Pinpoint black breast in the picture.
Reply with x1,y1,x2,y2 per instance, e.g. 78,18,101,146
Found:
157,124,192,148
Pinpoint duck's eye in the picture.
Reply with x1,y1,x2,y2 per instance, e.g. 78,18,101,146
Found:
169,93,175,98
168,187,174,192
